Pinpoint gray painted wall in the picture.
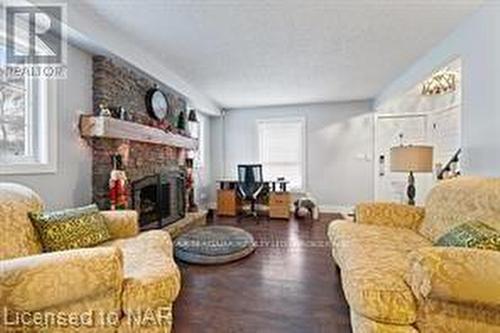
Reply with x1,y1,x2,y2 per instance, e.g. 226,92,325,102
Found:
0,44,93,209
194,112,212,209
210,101,374,209
375,1,500,176
0,44,214,211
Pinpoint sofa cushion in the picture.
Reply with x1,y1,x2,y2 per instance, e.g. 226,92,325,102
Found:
329,220,431,267
30,204,111,252
101,230,181,313
0,183,44,260
435,220,500,251
416,299,500,333
328,221,431,325
351,310,418,333
420,177,500,242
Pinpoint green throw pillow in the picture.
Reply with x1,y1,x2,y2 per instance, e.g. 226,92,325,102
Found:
29,204,111,252
435,220,500,251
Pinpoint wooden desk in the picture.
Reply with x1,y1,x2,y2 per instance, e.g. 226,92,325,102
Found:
217,189,239,216
268,192,291,219
217,180,289,192
216,180,291,219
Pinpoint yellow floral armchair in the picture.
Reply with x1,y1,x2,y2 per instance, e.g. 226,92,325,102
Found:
328,177,500,333
0,183,181,333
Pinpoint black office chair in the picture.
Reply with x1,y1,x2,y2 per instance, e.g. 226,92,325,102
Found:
237,164,264,220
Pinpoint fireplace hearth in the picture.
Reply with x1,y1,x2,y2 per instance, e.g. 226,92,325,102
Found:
132,170,186,230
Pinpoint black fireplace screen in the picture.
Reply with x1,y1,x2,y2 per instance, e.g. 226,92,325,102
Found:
132,171,185,230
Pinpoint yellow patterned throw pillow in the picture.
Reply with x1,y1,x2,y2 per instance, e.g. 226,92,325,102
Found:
29,204,111,252
435,220,500,251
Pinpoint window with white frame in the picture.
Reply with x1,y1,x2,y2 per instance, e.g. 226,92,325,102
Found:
257,117,305,192
0,45,57,174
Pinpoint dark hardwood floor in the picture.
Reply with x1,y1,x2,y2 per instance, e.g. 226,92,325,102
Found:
172,213,351,333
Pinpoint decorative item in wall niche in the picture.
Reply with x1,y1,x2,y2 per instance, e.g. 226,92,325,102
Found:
421,69,457,96
145,86,169,120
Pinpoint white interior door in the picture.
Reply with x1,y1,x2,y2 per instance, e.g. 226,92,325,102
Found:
375,114,433,205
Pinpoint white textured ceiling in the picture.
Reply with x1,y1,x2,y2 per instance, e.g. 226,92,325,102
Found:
72,0,482,109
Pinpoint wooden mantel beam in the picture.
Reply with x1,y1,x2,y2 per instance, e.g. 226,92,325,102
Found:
79,115,198,150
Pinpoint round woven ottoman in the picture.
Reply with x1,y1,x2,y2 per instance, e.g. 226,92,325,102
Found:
174,226,256,265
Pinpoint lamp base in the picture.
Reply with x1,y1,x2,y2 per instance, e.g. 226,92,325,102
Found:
407,171,416,206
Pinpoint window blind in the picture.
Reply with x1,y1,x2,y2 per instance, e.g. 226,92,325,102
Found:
257,118,305,191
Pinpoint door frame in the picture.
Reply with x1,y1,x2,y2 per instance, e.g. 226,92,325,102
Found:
373,112,429,201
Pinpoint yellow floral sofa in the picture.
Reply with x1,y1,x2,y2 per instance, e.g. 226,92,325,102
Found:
328,177,500,333
0,183,181,333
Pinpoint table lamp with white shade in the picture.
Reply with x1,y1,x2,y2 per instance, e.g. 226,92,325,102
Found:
390,145,434,205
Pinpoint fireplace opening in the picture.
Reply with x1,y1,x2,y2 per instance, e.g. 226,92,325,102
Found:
139,183,160,224
160,182,171,220
132,171,185,230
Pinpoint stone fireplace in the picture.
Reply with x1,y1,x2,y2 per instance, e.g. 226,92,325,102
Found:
83,56,207,237
132,170,186,230
89,56,193,230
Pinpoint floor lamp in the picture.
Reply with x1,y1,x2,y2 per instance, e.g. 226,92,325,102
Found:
390,145,434,205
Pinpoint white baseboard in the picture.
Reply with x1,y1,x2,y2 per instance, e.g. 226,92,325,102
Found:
318,205,354,214
209,202,353,215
